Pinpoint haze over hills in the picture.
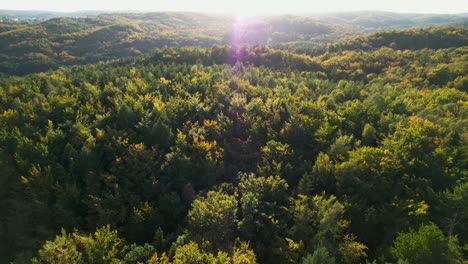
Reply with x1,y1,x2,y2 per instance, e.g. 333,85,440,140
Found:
0,11,467,76
0,9,106,21
2,9,467,28
307,11,468,30
2,9,468,29
0,12,360,75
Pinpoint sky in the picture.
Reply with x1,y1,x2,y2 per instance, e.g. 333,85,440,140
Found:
2,0,467,15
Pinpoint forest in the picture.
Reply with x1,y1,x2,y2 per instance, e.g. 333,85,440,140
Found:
1,12,467,76
0,13,467,264
307,11,468,30
0,13,360,76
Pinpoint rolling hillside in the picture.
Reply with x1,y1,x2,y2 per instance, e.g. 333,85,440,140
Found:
0,12,359,75
309,11,468,30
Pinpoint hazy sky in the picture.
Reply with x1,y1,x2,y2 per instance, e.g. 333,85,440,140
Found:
2,0,467,15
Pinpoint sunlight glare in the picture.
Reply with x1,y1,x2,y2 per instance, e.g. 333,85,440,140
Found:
1,0,466,14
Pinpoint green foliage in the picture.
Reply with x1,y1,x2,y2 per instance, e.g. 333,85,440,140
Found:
32,229,83,264
172,241,222,264
289,194,348,255
258,140,295,181
361,123,377,146
236,174,289,262
336,146,399,204
0,23,466,264
298,152,335,195
123,243,155,264
232,242,257,264
428,65,451,86
301,247,335,264
340,234,368,264
307,25,468,55
328,134,355,159
187,190,238,250
391,222,450,264
84,225,126,264
32,226,127,264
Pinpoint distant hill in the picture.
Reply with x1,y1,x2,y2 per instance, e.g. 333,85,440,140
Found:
0,12,359,75
308,11,468,30
287,25,468,56
1,11,467,76
0,9,105,21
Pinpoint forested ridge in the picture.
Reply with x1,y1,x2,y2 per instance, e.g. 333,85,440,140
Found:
0,22,467,264
1,11,466,77
307,11,468,30
280,25,468,56
0,12,359,76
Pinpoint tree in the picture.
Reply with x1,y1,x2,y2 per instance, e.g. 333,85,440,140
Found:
257,140,294,181
172,241,229,264
123,243,155,264
187,189,238,251
382,116,454,191
32,225,127,264
301,247,335,264
32,229,83,264
232,242,257,264
361,123,377,146
237,174,289,262
340,234,368,264
298,152,335,195
328,134,355,160
289,194,348,255
391,222,450,264
427,64,451,86
84,225,126,264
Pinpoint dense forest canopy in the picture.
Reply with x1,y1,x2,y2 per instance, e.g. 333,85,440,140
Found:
276,25,468,56
0,11,467,264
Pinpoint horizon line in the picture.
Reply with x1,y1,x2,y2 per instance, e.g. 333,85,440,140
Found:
1,8,467,16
